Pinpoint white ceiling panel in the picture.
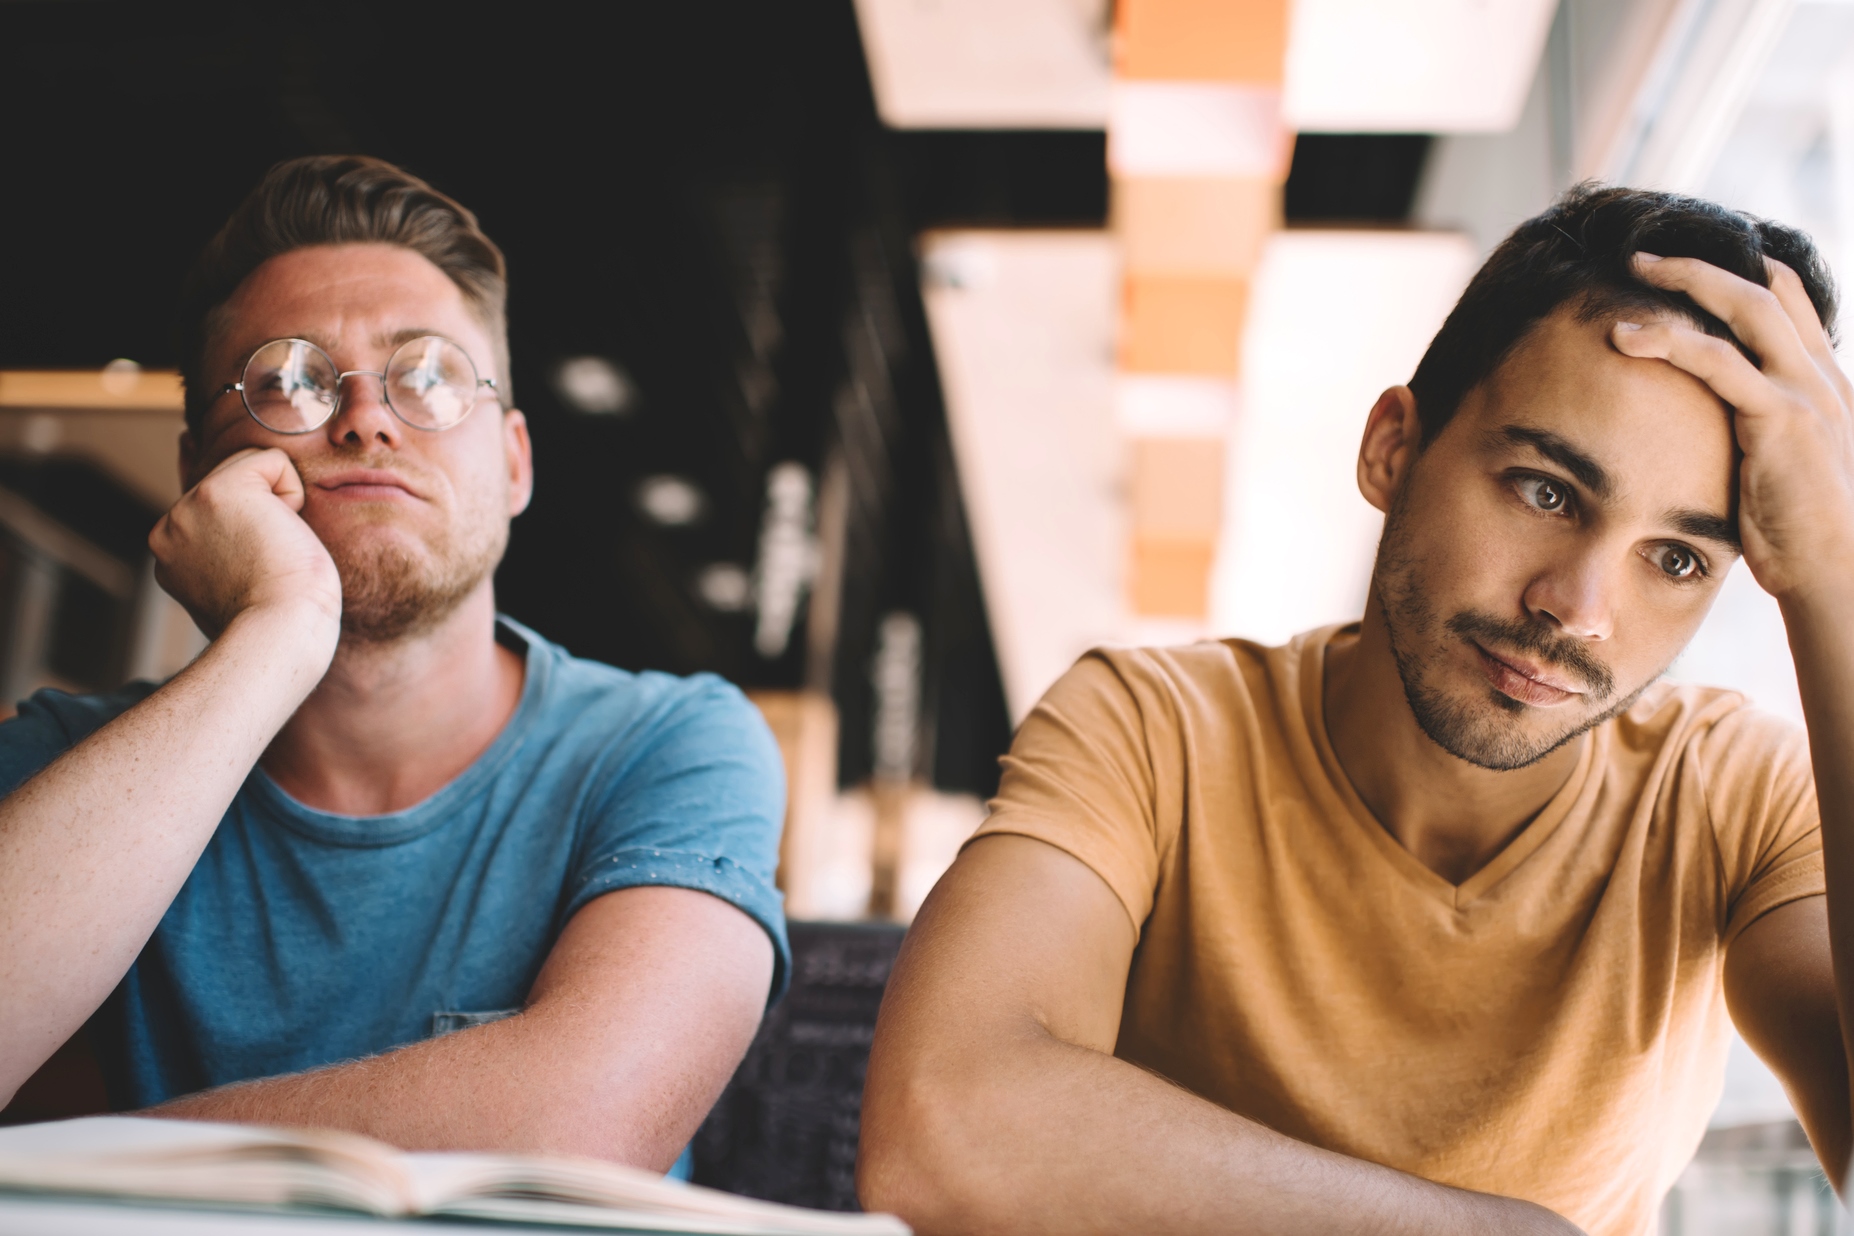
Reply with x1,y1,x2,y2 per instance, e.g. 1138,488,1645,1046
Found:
853,0,1111,129
1212,230,1476,644
1283,0,1558,132
919,231,1132,720
858,0,1557,135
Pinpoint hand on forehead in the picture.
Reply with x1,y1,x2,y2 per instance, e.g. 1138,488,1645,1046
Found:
1476,307,1739,501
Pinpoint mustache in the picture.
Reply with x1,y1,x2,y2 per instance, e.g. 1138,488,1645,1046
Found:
292,450,433,490
1445,610,1615,700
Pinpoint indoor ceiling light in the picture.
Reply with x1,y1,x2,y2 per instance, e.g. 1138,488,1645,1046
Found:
551,356,636,416
635,475,706,527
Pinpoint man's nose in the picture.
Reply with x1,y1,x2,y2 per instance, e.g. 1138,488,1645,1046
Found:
324,372,404,449
1523,545,1617,642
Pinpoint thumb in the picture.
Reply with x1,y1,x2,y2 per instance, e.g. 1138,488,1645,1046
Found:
212,447,308,513
259,449,309,513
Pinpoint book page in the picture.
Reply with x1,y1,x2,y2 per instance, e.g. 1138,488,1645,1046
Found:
0,1118,908,1234
400,1152,907,1235
0,1117,411,1215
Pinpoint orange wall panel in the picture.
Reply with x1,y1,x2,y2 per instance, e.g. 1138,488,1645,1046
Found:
1115,176,1280,275
1120,274,1250,374
1116,0,1291,84
1130,437,1224,537
1129,536,1217,617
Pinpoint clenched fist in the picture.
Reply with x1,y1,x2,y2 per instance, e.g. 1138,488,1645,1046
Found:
149,448,343,650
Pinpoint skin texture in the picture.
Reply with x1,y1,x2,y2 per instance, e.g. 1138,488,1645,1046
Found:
0,243,773,1168
859,257,1854,1232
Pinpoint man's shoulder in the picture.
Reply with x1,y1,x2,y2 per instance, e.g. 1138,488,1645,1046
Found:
531,642,755,722
510,620,769,754
1042,628,1321,723
1616,678,1795,745
1611,678,1809,784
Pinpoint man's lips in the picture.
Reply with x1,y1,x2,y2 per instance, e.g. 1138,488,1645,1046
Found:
308,469,421,501
1471,642,1584,707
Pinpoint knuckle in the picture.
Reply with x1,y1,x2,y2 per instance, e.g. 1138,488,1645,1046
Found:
1744,286,1782,316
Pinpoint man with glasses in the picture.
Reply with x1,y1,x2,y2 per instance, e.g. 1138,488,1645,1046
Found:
0,155,788,1174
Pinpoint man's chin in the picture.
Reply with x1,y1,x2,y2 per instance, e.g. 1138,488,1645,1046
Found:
328,546,487,645
315,508,508,647
1405,684,1599,772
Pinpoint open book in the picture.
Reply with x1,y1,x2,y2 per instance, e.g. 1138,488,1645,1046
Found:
0,1116,908,1235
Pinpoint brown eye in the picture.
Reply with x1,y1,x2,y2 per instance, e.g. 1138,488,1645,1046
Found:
1521,476,1568,512
1658,546,1700,578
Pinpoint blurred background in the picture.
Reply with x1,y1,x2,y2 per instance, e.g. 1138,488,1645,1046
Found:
1,0,1849,1227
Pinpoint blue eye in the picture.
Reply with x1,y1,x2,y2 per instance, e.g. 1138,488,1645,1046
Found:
1520,476,1569,513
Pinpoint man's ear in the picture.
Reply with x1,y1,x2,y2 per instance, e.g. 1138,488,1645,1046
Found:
502,408,534,517
1357,385,1422,515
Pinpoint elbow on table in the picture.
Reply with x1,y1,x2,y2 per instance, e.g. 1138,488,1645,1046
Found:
856,1065,1005,1232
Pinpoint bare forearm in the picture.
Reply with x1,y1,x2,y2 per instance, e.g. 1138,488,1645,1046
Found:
155,1008,679,1171
154,888,772,1173
1780,585,1854,1141
0,604,333,1097
153,1015,588,1156
861,1030,1579,1236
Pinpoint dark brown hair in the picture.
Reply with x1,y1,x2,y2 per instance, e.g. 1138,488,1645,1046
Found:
1408,183,1838,444
176,155,510,433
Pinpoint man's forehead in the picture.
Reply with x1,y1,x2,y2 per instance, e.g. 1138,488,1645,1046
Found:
213,245,483,362
248,324,461,356
1477,309,1730,438
1458,309,1737,508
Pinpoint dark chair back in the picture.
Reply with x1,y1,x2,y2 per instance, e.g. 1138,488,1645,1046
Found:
694,920,905,1211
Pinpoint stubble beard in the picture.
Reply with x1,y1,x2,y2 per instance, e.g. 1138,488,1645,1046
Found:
332,521,506,644
312,463,510,646
1371,487,1653,771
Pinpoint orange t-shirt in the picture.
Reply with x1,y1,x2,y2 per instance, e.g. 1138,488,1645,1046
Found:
973,624,1823,1236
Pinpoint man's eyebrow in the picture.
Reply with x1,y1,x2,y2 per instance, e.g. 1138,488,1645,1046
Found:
1667,508,1742,553
1491,425,1614,498
375,327,445,350
263,330,336,353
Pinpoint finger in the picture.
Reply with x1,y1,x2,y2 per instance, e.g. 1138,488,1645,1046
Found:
211,447,306,511
1633,254,1815,378
1763,257,1839,371
148,511,173,559
1612,319,1773,414
251,448,308,511
198,445,269,481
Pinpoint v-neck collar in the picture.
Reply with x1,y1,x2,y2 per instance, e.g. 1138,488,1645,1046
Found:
1292,624,1602,911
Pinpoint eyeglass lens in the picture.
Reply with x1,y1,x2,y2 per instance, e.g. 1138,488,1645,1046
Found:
241,337,482,433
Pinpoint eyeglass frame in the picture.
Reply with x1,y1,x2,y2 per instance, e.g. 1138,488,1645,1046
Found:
214,334,501,435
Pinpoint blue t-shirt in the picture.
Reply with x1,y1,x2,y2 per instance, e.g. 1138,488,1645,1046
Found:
0,617,790,1115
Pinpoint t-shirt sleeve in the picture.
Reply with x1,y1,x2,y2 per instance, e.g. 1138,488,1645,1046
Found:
970,649,1171,935
563,675,792,1000
0,684,156,798
1698,701,1823,945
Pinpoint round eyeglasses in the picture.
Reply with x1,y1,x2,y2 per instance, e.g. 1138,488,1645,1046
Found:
219,336,498,434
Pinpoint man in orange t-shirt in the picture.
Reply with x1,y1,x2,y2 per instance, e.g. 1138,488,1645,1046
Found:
858,185,1854,1236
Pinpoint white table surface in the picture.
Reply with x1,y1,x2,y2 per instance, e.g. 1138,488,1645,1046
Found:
0,1192,675,1233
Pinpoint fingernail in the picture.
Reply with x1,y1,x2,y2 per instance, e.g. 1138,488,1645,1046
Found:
1636,252,1664,264
1615,321,1643,332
